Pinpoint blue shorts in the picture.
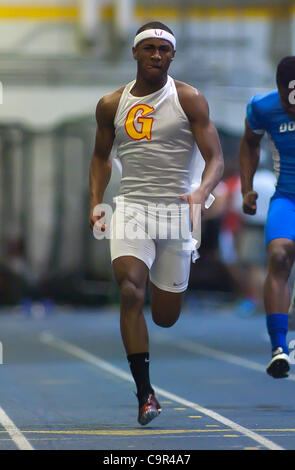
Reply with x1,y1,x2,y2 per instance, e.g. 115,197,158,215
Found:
265,190,295,245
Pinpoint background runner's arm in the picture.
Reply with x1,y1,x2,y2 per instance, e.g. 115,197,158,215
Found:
239,119,263,195
89,97,115,228
239,119,264,215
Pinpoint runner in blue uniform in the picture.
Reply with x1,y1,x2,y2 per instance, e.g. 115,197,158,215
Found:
239,56,295,379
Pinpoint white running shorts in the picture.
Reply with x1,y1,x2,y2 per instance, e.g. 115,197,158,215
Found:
110,198,194,293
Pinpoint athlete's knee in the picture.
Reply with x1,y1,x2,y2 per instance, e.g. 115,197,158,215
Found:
153,317,177,328
152,310,180,328
119,279,145,307
268,245,293,273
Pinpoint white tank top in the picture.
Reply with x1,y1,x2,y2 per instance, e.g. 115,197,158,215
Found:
113,75,203,206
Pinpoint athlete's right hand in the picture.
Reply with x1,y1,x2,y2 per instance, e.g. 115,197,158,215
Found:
242,190,258,215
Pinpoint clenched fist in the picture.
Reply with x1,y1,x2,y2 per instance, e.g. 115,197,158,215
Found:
242,190,258,215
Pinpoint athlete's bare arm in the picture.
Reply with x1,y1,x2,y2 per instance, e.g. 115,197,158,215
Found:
239,118,264,215
89,87,123,229
176,81,224,208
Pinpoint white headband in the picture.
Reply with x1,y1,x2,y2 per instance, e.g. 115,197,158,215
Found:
133,29,176,50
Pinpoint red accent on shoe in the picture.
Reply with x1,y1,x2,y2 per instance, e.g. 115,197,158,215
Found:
138,394,162,425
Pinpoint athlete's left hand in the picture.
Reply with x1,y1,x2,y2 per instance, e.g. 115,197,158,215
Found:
179,189,206,231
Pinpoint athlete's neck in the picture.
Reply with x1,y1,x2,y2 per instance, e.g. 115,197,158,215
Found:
130,75,168,97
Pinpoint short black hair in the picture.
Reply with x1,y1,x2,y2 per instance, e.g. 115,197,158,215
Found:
276,56,295,88
136,21,174,37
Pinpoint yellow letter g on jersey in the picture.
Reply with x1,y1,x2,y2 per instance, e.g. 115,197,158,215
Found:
125,104,154,141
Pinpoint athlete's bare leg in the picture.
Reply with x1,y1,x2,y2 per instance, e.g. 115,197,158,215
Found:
149,281,185,327
264,238,295,314
264,238,295,378
112,256,149,355
113,256,161,425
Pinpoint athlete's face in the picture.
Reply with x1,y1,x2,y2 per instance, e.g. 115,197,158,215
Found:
132,38,175,81
278,85,295,118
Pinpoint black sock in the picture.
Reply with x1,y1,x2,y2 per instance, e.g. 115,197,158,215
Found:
127,352,154,407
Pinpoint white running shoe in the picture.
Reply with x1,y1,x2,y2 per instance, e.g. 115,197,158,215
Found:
266,347,290,379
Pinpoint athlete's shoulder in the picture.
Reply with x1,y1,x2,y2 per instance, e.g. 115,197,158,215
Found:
174,79,203,101
248,90,280,113
246,90,279,131
96,86,125,123
174,79,208,118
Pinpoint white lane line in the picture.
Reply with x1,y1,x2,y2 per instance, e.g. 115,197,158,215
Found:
39,332,284,451
0,407,34,450
153,333,295,381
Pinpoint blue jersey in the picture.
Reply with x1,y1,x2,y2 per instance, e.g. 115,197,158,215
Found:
247,90,295,195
